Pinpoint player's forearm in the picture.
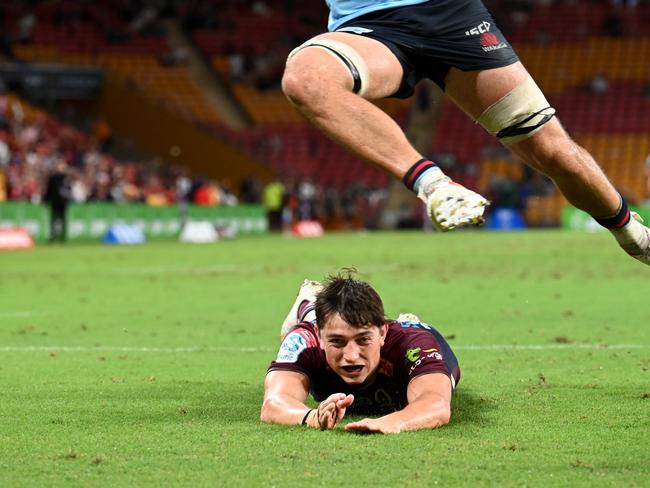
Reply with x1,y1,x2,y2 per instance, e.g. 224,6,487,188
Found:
381,396,450,432
260,395,311,426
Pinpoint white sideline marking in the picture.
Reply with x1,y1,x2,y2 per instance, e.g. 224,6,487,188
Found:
0,344,647,353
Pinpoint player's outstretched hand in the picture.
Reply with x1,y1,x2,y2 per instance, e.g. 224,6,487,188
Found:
312,393,354,430
344,418,400,434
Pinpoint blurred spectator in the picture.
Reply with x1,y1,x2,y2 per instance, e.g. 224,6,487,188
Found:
193,179,220,206
43,160,70,242
69,168,89,203
486,175,522,210
590,73,610,94
17,12,36,43
93,119,114,152
175,169,192,224
159,47,190,67
297,177,316,220
144,175,172,206
0,133,10,166
240,177,262,203
252,1,273,17
90,170,113,202
0,31,14,60
0,167,6,202
644,153,650,205
262,179,285,231
218,179,239,206
282,180,299,232
176,170,193,204
227,51,246,81
130,5,159,34
0,95,252,211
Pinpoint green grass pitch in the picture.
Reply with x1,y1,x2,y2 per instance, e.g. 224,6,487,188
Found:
1,230,649,487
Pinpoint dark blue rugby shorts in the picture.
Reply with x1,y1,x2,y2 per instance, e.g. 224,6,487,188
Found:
427,326,461,388
335,0,520,97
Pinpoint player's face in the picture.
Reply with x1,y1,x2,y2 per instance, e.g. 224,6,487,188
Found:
319,313,388,385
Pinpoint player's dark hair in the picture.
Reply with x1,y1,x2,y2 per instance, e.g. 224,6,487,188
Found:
315,269,386,329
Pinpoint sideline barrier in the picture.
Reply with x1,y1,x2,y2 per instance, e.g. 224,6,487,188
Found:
68,204,179,240
103,224,146,245
0,228,34,250
486,208,526,231
179,221,219,244
292,220,324,238
0,202,49,241
0,202,268,241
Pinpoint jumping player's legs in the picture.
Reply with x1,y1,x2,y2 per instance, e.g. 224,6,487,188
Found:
282,32,419,179
444,62,650,264
282,32,488,231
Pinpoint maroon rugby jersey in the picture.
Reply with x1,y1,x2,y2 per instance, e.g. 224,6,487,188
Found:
268,320,460,415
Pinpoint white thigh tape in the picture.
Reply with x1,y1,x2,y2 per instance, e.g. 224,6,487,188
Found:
477,76,555,145
287,38,369,96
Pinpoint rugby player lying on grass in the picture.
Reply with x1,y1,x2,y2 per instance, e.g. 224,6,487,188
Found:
261,272,460,433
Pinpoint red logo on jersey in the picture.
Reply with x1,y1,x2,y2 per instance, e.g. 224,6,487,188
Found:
480,32,499,47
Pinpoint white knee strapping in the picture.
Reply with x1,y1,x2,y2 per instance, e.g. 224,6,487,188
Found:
287,38,370,97
477,76,556,145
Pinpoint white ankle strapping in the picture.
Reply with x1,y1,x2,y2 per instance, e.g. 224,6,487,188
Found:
415,168,450,202
610,212,650,254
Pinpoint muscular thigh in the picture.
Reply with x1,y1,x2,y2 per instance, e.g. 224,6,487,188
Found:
292,32,404,100
444,61,530,120
444,61,572,158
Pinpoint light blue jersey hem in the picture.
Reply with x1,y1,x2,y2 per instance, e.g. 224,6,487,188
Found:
328,0,430,31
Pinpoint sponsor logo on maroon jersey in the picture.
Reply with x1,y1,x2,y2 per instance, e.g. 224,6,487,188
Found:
405,347,421,362
408,349,444,375
276,329,316,363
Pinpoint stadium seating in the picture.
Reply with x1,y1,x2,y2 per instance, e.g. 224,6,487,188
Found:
576,134,650,203
195,1,650,224
12,44,223,126
0,93,214,206
5,0,649,227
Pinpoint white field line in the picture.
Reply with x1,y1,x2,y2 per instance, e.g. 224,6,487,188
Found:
0,345,270,353
108,263,405,276
0,344,647,354
0,311,47,318
109,264,249,275
4,262,406,277
454,344,649,350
